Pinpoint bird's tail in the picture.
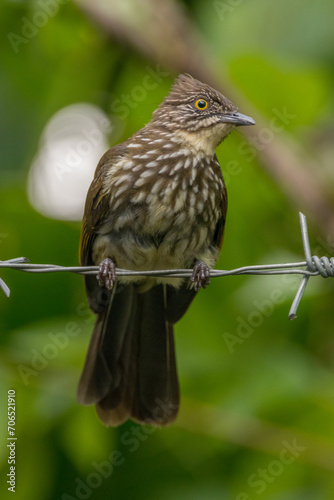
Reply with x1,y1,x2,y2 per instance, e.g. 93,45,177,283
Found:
77,283,180,426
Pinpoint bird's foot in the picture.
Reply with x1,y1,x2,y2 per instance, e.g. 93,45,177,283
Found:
97,258,117,290
190,260,210,291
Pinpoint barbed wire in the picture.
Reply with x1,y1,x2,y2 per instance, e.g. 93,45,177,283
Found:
1,213,333,320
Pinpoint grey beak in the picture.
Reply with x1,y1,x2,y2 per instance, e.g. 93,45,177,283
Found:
220,112,255,126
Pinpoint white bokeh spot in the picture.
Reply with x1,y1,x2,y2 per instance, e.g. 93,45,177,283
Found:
27,103,111,221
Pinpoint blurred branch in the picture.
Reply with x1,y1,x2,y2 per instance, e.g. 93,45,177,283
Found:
1,214,333,320
73,0,213,83
178,398,334,472
74,0,334,236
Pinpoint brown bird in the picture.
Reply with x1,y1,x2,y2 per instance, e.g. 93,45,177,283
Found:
77,74,255,426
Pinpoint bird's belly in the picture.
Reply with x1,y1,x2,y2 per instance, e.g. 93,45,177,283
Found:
92,218,217,290
93,179,222,289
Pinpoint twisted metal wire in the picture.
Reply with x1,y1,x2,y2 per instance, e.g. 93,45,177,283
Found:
0,213,333,319
288,213,334,319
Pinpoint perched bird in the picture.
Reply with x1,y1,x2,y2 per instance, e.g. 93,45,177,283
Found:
78,74,255,426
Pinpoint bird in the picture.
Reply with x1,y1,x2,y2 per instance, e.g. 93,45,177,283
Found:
77,73,255,427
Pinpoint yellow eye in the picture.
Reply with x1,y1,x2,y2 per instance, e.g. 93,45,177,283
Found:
195,99,208,110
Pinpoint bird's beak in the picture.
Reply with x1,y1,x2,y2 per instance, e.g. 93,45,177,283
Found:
220,112,255,127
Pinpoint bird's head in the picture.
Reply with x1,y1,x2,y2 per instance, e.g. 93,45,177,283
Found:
152,74,255,155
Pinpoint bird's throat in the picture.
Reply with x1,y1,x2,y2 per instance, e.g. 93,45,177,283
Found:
173,124,232,156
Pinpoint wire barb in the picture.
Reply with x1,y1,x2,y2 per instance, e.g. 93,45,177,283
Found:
0,214,333,319
0,257,30,298
288,213,334,320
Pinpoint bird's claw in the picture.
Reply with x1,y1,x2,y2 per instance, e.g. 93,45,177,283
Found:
97,258,116,290
190,260,210,291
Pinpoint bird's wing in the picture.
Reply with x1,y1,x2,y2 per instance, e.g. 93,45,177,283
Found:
213,204,227,251
79,146,127,313
79,145,126,267
213,169,228,251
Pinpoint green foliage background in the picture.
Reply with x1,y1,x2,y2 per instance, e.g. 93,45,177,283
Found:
1,0,334,499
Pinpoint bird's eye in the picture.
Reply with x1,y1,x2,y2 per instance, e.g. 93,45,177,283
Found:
195,99,208,110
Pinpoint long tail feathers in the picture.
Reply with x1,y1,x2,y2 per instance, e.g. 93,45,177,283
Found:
77,284,180,426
